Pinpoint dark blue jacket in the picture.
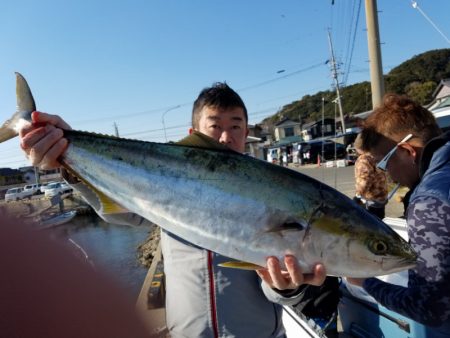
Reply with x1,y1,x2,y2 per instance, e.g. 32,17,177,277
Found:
364,132,450,337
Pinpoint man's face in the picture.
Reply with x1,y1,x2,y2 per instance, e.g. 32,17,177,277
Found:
194,106,249,153
370,138,419,188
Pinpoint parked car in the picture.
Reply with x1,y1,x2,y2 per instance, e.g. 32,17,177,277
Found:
40,181,58,194
345,146,358,166
5,187,29,202
432,105,450,132
23,183,43,196
44,182,73,198
267,148,279,164
300,140,346,164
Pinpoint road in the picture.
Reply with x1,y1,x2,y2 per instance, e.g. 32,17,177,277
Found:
288,163,405,218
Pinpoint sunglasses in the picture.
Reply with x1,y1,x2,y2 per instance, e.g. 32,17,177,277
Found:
376,134,414,171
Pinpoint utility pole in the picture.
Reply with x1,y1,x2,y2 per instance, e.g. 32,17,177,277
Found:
113,122,119,137
34,167,40,184
321,97,325,161
365,0,385,108
327,30,346,133
298,113,303,139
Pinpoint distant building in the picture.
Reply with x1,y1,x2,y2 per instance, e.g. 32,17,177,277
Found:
248,124,263,139
0,168,23,186
301,118,335,141
428,79,450,109
245,124,264,159
428,79,450,132
274,118,302,141
19,166,38,183
39,168,62,183
0,165,62,187
355,79,450,133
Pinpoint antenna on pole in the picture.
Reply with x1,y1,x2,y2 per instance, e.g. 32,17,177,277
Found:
327,29,346,134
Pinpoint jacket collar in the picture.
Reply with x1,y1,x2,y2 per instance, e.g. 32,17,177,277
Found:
419,130,450,179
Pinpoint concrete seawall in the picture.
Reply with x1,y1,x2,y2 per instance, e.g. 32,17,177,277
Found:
0,192,93,217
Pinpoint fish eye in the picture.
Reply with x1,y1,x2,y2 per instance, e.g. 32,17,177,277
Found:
369,239,388,255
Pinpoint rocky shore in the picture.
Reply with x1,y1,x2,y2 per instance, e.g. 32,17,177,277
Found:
136,225,161,268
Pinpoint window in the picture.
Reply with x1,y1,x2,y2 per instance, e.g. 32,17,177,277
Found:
284,127,294,137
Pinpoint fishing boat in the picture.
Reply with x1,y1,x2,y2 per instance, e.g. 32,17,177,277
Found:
39,210,77,229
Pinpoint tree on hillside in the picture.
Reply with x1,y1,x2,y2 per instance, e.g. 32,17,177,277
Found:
385,49,450,100
261,48,450,128
405,81,437,105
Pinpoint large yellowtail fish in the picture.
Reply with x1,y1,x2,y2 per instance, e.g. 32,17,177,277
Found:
0,73,417,277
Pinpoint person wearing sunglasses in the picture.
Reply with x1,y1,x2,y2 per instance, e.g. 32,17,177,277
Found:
347,94,450,337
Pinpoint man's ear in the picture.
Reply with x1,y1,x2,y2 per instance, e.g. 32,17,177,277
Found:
188,128,194,135
400,143,418,160
245,128,249,138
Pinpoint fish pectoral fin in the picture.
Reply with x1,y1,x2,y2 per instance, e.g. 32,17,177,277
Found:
266,221,306,233
218,261,264,270
98,192,128,214
61,165,128,215
176,131,233,151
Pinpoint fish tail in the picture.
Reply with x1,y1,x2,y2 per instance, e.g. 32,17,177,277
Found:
0,72,36,143
0,125,18,143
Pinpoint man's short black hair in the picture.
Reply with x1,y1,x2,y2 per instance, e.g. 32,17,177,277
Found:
192,82,248,129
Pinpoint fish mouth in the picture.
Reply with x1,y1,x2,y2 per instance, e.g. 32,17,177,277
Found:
381,257,417,272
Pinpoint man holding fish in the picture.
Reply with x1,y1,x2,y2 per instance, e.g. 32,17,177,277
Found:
18,82,327,337
5,73,416,337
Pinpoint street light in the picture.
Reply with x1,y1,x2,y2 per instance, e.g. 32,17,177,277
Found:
162,105,181,142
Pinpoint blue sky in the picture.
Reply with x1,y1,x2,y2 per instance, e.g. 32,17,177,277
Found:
0,0,449,168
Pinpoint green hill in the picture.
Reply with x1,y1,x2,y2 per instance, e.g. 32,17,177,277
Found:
262,48,450,126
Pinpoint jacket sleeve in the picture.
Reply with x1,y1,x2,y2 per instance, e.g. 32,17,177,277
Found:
62,170,153,227
363,195,450,326
363,277,450,327
260,280,308,306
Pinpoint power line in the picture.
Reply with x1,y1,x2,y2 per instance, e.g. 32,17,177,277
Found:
237,62,326,92
121,123,190,137
343,0,362,85
343,0,358,67
71,102,192,125
410,1,450,45
121,106,284,138
0,158,28,165
66,61,325,126
139,132,188,142
0,153,26,160
0,147,24,154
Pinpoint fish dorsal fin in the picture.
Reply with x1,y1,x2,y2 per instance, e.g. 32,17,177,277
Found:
176,131,232,151
218,261,264,270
